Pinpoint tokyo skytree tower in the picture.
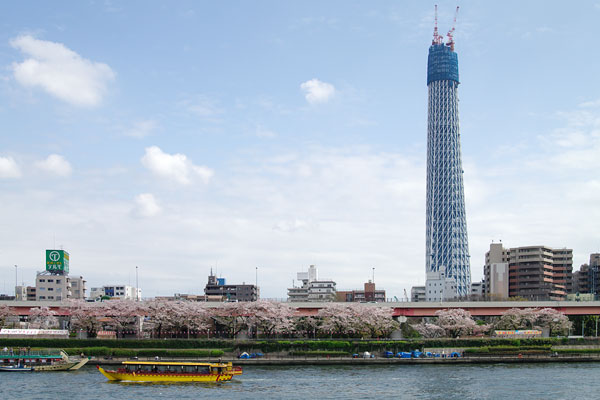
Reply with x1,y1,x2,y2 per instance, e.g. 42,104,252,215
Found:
425,6,471,297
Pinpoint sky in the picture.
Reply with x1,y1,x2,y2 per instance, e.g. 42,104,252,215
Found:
1,1,599,299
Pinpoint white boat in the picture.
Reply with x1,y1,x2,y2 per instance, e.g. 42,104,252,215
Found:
0,365,34,372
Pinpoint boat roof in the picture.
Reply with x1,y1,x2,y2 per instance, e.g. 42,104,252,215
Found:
0,355,61,359
122,361,230,366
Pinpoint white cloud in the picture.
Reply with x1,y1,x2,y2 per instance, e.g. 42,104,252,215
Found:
0,156,21,178
255,125,277,138
124,120,158,138
10,35,115,107
141,146,213,185
273,218,316,232
300,78,335,104
34,154,72,177
133,193,161,217
180,95,223,121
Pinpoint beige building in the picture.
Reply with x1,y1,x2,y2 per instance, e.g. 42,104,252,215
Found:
483,243,510,300
484,243,572,301
35,272,86,301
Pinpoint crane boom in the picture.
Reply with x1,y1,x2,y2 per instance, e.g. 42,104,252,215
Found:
446,6,459,50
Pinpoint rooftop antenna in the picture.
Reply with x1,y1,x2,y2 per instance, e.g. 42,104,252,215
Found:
446,6,459,51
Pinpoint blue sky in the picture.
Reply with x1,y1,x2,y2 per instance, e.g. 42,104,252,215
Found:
1,1,599,298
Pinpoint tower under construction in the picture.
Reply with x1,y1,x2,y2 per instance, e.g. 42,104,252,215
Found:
425,6,471,300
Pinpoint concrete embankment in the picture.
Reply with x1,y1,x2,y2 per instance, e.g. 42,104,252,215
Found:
88,355,600,366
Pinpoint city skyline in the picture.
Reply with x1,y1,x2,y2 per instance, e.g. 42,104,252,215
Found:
1,1,599,298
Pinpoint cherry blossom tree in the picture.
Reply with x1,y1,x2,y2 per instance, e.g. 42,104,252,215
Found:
99,300,146,337
318,304,359,337
142,299,172,338
66,300,102,337
353,306,400,338
210,302,252,338
434,308,479,338
495,308,571,336
413,322,446,338
246,301,295,338
294,316,321,338
0,304,14,328
161,301,212,338
28,306,59,329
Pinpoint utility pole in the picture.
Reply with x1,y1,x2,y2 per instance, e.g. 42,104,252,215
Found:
14,265,17,301
136,266,139,301
255,266,258,301
372,267,375,283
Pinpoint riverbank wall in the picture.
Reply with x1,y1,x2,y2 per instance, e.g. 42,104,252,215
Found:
88,353,600,366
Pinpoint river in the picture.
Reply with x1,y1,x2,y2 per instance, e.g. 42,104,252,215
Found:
1,363,597,399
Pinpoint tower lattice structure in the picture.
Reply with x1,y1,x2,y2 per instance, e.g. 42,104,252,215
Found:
425,40,471,297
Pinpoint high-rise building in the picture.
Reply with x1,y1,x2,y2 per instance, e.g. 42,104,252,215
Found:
425,12,471,300
483,242,510,300
570,253,600,296
483,242,573,301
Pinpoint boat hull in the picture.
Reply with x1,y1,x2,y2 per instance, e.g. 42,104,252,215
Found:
34,358,89,371
0,366,34,372
97,366,234,382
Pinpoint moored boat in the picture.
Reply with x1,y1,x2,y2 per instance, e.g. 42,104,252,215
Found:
0,349,89,371
97,361,243,382
0,365,34,372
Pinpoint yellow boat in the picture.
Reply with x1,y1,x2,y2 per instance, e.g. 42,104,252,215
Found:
97,360,242,382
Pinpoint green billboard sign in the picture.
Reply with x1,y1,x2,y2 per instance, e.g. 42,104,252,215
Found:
46,250,69,274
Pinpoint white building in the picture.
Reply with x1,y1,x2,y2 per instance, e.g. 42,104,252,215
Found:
89,285,141,301
425,269,458,302
287,265,336,302
411,286,426,302
471,281,484,298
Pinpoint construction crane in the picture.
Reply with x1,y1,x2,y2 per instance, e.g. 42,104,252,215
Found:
446,6,459,51
432,5,443,45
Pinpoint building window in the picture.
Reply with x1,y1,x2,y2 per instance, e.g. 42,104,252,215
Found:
48,296,54,299
39,296,46,299
48,288,54,291
39,279,45,282
48,279,54,283
56,279,61,284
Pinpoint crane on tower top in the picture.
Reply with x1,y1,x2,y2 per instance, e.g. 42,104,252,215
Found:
446,6,459,51
432,5,443,45
432,5,459,50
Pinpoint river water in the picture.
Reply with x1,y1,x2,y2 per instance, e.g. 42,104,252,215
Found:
1,363,597,399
